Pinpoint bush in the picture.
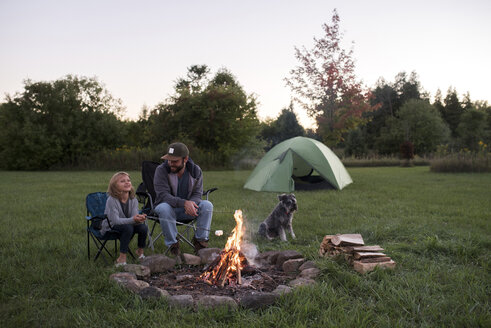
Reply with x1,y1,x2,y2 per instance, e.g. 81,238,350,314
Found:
430,150,491,173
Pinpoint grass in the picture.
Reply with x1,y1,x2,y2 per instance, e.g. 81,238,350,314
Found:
0,167,490,327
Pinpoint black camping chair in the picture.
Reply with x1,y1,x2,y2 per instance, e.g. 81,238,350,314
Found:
136,160,217,253
85,192,135,263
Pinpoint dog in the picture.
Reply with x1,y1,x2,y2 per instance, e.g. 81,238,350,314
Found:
258,193,298,241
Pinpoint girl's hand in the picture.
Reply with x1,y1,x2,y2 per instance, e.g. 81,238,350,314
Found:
134,214,146,223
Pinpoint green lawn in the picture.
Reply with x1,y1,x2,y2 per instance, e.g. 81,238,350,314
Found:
0,167,489,327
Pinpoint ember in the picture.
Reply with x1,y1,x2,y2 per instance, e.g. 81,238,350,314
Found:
200,209,247,287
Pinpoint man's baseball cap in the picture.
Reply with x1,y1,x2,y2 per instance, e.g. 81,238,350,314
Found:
161,142,189,160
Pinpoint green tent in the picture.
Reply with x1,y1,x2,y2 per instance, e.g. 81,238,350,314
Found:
244,136,352,192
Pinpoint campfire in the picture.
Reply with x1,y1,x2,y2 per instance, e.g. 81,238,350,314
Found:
200,209,248,287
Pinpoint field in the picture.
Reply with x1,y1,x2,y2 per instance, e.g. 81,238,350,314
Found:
0,167,489,327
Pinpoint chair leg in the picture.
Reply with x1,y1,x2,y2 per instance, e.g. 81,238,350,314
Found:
147,220,163,251
90,234,114,262
87,231,90,261
176,222,197,250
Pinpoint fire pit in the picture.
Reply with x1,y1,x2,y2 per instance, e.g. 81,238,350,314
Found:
110,209,320,309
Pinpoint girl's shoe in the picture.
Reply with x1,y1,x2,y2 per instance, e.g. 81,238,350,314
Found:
138,254,145,260
115,261,126,267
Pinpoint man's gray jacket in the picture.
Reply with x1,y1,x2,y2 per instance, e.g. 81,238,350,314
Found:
153,158,203,208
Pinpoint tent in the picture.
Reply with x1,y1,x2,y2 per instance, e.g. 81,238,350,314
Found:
244,136,352,192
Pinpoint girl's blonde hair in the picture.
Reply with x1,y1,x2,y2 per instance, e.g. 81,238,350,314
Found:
107,171,135,199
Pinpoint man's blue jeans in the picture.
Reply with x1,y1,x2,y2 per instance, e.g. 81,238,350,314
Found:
155,200,213,247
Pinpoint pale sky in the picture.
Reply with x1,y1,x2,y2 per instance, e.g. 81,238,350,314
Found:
1,0,490,128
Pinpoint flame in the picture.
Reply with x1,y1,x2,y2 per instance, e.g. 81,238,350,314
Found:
200,209,245,286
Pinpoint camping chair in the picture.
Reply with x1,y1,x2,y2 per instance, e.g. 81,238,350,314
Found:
85,192,135,263
136,160,217,253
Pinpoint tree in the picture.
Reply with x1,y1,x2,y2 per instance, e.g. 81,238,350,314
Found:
376,99,450,155
456,109,488,151
146,66,261,163
0,75,124,169
345,127,368,157
285,9,378,146
441,87,465,138
365,72,424,148
260,103,305,149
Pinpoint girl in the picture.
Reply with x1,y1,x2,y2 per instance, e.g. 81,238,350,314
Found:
100,172,147,266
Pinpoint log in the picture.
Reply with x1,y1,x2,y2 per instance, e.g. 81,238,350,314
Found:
319,235,336,256
350,245,384,252
353,260,396,274
322,235,336,243
360,256,392,263
331,234,364,246
353,252,386,260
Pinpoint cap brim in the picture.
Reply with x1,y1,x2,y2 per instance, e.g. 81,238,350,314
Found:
161,154,181,161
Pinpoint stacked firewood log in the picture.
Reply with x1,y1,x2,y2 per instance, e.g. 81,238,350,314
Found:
319,234,396,273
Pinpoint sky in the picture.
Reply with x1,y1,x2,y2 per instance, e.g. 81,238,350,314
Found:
1,0,490,128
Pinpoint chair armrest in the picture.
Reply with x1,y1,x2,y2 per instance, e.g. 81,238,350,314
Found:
136,191,154,211
87,215,110,229
203,187,218,200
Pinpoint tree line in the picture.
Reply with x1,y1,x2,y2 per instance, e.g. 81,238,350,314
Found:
1,10,490,170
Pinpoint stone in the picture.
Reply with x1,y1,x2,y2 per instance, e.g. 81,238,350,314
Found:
282,258,305,272
255,250,281,267
109,272,137,284
138,286,170,300
299,267,321,279
272,285,293,296
197,248,221,264
168,294,195,308
299,261,317,271
182,253,201,265
120,279,150,293
140,254,176,273
196,295,237,309
239,292,278,309
288,277,316,288
276,250,303,269
123,264,151,279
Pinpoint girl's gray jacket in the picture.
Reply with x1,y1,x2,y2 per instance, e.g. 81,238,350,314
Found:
100,196,139,236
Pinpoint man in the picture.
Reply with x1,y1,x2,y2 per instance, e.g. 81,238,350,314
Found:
153,142,213,256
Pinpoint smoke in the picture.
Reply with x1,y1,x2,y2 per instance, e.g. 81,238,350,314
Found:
241,241,259,267
240,211,260,266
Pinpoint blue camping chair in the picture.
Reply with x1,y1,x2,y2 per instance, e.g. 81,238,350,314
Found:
85,192,135,263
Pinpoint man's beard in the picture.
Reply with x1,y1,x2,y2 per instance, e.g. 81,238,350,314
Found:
170,162,185,173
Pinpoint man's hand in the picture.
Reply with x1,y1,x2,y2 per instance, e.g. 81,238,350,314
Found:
184,200,199,217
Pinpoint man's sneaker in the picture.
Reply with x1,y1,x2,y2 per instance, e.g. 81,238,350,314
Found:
192,237,208,254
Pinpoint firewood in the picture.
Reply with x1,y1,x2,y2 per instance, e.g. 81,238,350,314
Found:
331,234,364,246
360,256,392,263
353,252,386,260
351,245,384,252
339,246,355,253
353,260,396,274
322,235,336,243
